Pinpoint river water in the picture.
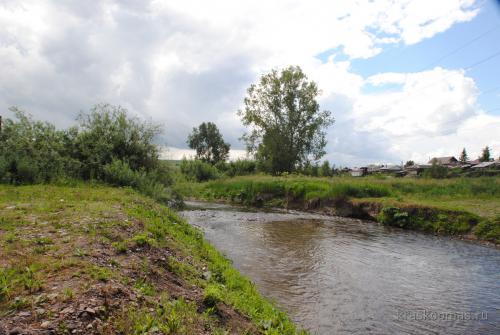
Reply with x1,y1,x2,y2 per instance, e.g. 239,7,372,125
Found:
181,201,500,335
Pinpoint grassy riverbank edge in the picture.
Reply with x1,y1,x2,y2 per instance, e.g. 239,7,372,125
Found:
177,176,500,246
0,184,305,334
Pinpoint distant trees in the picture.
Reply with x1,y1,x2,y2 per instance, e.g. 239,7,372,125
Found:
480,146,492,162
459,148,468,164
187,122,230,165
404,160,415,167
239,66,334,174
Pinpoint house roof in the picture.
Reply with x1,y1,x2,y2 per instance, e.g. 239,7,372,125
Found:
380,165,403,171
471,161,498,169
405,164,431,170
467,159,481,165
428,156,458,164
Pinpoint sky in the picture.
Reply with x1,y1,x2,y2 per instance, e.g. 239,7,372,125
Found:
1,0,500,166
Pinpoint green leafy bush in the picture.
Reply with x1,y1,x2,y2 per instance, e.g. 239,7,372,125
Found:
475,216,500,243
0,105,179,205
215,159,257,177
378,207,411,228
180,158,219,182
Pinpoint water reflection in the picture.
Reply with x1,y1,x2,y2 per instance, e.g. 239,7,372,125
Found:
182,202,500,335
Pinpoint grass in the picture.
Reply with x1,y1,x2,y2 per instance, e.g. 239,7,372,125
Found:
0,184,305,334
179,175,500,243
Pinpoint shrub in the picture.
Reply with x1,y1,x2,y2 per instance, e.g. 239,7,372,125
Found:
378,207,411,228
423,163,449,179
180,158,219,182
103,159,138,187
475,216,500,243
0,105,179,205
222,159,257,177
73,103,162,180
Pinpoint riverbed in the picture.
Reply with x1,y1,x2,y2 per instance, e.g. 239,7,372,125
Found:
181,201,500,335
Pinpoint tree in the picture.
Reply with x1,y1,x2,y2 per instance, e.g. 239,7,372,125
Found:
239,66,334,174
320,160,332,177
187,122,230,165
424,159,448,179
404,160,415,167
479,146,491,162
459,148,468,164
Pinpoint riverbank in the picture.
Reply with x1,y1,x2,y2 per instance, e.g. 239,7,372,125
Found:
177,175,500,245
0,184,304,334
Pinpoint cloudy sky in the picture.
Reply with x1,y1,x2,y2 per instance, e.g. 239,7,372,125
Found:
1,0,500,166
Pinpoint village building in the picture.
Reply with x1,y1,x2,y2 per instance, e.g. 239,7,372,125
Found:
404,164,431,176
350,167,368,177
471,161,500,170
379,165,404,174
428,156,459,167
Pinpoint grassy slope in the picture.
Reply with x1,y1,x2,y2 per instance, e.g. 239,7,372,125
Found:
0,184,304,335
178,175,500,243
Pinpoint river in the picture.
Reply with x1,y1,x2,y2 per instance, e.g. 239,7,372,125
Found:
181,201,500,335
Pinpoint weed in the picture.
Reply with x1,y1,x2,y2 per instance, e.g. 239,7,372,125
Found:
132,233,156,248
73,248,88,257
10,296,29,310
88,266,113,282
63,287,74,301
112,241,128,254
203,284,223,307
4,232,17,243
134,279,156,296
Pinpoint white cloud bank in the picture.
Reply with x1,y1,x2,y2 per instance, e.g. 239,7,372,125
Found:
1,0,498,165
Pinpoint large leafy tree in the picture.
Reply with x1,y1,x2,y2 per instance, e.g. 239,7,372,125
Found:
187,122,230,164
239,66,333,174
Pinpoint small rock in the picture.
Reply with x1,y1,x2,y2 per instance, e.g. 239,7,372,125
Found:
61,307,74,315
202,270,212,280
18,311,31,317
40,321,52,329
36,308,46,315
8,328,22,335
84,307,95,315
47,293,58,300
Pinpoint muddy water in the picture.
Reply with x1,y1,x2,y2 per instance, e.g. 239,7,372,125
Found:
181,201,500,335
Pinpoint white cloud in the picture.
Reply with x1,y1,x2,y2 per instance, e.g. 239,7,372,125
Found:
1,0,496,166
159,146,247,161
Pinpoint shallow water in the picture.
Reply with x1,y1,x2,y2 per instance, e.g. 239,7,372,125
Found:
181,201,500,335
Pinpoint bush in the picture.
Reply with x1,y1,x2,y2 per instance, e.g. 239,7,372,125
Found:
103,159,176,204
180,158,219,182
219,159,257,177
378,207,411,228
72,104,162,180
422,163,449,179
0,105,180,205
0,108,78,184
475,216,500,243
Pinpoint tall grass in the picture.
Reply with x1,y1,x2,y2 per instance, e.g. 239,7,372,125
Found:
185,175,500,209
